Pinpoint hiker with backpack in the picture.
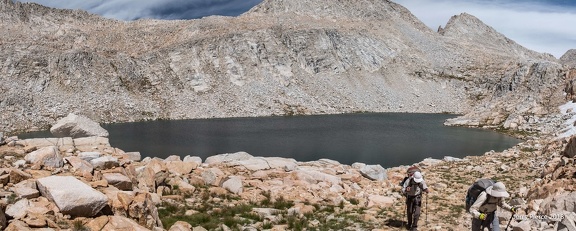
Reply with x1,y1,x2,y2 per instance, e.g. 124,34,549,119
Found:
399,166,421,187
401,171,429,231
467,180,519,231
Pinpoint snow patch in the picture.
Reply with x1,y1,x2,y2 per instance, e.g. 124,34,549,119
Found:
557,101,576,138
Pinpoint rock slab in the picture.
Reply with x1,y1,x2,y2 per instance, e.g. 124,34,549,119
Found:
36,175,108,217
24,146,64,168
50,113,109,138
359,164,387,181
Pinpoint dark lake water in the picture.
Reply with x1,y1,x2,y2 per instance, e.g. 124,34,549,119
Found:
18,113,522,168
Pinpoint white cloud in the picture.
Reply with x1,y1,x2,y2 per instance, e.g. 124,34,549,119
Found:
393,0,576,58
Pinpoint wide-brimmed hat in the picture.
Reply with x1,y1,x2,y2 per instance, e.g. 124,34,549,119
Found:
413,171,423,183
485,182,510,198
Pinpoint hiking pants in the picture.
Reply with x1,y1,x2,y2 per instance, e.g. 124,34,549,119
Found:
406,195,422,229
471,212,500,231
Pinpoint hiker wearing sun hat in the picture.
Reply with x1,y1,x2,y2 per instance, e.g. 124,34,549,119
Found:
469,181,519,231
401,171,429,231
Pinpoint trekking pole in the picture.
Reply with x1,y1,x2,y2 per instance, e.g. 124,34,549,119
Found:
425,193,428,225
505,210,515,231
402,201,406,229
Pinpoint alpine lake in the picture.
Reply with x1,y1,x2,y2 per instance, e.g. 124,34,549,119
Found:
18,113,522,168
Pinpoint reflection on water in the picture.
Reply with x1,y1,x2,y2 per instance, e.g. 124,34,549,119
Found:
18,113,522,168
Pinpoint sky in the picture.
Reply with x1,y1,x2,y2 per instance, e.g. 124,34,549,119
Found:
14,0,576,58
393,0,576,58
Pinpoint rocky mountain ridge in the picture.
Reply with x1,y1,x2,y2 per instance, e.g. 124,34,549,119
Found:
0,0,568,135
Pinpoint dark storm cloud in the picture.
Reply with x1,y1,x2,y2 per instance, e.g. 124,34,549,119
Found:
15,0,263,21
144,0,264,20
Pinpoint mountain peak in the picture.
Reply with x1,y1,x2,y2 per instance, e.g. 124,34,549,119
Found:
243,0,431,34
439,13,552,60
247,0,414,21
439,13,500,37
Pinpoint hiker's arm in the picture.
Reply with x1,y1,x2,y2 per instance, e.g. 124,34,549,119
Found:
499,198,513,211
420,181,429,193
469,192,487,218
401,178,409,194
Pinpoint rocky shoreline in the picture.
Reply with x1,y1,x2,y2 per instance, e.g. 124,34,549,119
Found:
0,110,575,230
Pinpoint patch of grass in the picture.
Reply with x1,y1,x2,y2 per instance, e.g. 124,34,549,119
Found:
380,205,400,218
157,203,179,218
520,147,537,152
192,182,208,189
355,207,366,214
317,215,352,230
319,204,335,213
348,198,360,205
341,213,362,223
495,127,535,139
429,195,447,202
222,216,243,228
200,190,210,201
217,203,253,218
57,220,70,229
260,190,272,207
161,214,212,230
286,214,308,231
158,202,257,230
450,204,465,216
72,220,89,231
239,210,261,221
157,187,380,230
6,193,17,204
313,203,321,211
272,196,294,210
262,221,273,229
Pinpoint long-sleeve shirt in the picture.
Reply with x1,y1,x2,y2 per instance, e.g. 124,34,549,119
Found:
469,191,513,218
401,177,428,196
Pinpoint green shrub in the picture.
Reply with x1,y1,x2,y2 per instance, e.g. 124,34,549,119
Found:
72,220,89,231
348,198,360,205
287,214,308,231
262,221,273,229
273,196,294,210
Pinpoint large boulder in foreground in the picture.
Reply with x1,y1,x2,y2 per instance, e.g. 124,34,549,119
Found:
36,175,108,217
50,113,109,138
